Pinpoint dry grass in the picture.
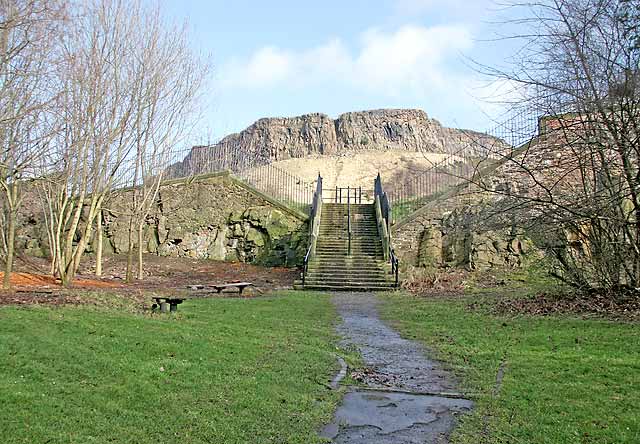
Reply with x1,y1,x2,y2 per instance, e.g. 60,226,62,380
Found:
251,150,461,195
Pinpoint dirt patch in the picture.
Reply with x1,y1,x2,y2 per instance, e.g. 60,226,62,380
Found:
0,272,121,289
249,150,461,194
491,292,640,321
0,255,298,307
403,267,640,321
401,268,471,297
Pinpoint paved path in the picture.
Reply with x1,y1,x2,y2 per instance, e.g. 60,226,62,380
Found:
321,293,472,444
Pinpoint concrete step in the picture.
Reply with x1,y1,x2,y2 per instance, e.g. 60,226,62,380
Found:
302,283,397,291
313,252,384,265
312,262,385,267
308,261,386,267
316,246,382,251
316,241,381,245
306,273,389,283
303,281,394,289
309,263,386,270
313,256,385,262
309,263,386,269
319,232,379,235
316,244,382,249
308,265,387,270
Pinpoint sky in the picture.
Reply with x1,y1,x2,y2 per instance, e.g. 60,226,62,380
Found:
161,0,519,145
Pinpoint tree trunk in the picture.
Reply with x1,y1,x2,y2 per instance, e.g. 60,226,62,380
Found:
137,222,144,280
3,207,15,290
125,215,134,283
96,208,103,277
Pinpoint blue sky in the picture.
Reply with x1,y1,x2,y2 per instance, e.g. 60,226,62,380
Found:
162,0,517,145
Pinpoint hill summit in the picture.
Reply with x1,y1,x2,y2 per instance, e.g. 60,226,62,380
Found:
178,109,504,174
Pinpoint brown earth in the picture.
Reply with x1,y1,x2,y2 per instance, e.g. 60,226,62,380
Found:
403,268,640,321
491,291,640,322
248,150,461,198
0,254,298,307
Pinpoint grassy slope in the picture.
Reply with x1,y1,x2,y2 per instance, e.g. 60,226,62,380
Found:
380,293,639,444
0,292,339,444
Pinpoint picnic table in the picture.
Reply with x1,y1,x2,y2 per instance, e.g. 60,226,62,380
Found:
151,296,186,313
187,282,254,295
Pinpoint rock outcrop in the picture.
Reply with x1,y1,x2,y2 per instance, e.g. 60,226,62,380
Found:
15,173,308,267
170,109,506,176
392,188,536,272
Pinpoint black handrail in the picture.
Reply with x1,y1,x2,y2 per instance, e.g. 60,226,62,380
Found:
374,173,399,287
334,186,363,203
302,173,323,285
347,187,352,255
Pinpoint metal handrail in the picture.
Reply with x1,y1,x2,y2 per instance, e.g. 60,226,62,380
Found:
374,173,400,287
347,187,352,256
334,186,363,203
302,173,323,285
302,244,312,286
390,248,399,287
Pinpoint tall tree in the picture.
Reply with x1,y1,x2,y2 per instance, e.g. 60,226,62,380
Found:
36,0,208,286
0,0,65,288
472,0,640,292
121,3,207,282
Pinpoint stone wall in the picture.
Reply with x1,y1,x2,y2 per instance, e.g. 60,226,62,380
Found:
392,191,534,271
16,172,309,267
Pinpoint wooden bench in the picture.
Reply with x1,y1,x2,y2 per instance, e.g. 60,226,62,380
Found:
152,296,186,313
212,282,254,295
187,282,254,295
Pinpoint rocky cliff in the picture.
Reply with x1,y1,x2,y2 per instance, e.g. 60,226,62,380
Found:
170,109,506,176
16,173,309,267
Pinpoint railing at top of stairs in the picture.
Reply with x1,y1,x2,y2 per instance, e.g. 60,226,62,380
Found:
302,174,322,286
374,173,400,287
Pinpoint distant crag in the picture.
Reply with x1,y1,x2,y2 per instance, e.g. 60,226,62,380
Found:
170,109,506,176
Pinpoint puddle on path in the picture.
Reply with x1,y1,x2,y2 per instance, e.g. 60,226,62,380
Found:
321,293,473,443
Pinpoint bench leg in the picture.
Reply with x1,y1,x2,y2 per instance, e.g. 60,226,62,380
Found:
169,303,178,313
160,302,169,313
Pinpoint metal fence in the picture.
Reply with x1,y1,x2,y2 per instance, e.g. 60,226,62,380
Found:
111,144,316,212
110,108,542,220
237,163,315,212
386,109,541,222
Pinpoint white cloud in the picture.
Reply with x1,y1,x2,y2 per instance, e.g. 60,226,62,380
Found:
219,24,473,98
226,46,293,87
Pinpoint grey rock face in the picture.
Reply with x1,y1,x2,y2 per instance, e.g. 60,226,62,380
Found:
14,174,308,268
186,109,504,172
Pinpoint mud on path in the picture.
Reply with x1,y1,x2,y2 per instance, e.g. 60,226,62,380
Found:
322,293,472,444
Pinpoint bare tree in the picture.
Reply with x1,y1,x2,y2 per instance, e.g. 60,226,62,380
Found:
120,4,208,282
32,0,208,286
0,0,65,288
39,0,144,286
469,0,640,292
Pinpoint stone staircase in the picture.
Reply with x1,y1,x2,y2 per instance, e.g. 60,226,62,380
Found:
302,203,396,291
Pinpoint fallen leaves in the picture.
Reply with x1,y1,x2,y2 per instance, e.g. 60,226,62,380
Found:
492,291,640,321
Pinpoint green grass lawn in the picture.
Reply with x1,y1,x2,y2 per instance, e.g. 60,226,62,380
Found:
380,292,640,444
0,291,340,444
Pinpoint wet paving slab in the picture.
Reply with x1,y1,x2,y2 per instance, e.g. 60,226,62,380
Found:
321,293,473,443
